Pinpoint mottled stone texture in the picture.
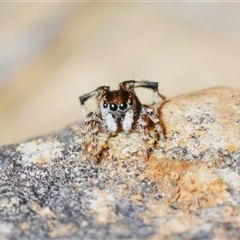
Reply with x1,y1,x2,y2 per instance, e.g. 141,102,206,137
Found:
1,87,240,239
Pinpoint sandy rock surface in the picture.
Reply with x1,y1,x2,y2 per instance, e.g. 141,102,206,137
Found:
0,87,240,239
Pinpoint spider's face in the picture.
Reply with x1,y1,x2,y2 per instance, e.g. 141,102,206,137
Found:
99,89,140,133
100,89,139,123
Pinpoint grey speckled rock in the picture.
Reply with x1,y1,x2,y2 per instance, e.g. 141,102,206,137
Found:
161,87,240,165
1,87,240,239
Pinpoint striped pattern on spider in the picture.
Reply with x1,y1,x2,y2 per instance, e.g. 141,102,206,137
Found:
79,80,166,161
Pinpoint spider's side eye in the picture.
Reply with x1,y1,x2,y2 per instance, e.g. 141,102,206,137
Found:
128,100,133,105
110,103,118,111
103,103,108,108
119,102,128,111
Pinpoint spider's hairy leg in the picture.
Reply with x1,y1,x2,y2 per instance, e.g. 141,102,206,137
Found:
120,80,159,91
145,106,165,142
153,90,166,115
81,112,107,161
137,105,164,156
120,80,165,114
79,89,99,117
79,86,110,161
79,86,110,117
138,113,149,142
81,112,99,151
137,107,151,158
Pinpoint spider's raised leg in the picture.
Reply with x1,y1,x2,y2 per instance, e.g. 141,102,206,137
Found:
120,80,165,114
79,86,110,117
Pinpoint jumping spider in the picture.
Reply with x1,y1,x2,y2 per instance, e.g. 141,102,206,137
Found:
79,80,166,161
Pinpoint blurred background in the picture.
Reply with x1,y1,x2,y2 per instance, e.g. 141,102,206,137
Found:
0,2,240,146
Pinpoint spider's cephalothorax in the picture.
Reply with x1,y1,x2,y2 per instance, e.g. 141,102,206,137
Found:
79,80,166,161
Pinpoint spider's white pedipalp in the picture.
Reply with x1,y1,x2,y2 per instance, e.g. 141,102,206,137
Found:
103,112,117,133
122,109,134,133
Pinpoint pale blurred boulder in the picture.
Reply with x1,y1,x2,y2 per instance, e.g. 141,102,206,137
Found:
0,3,240,146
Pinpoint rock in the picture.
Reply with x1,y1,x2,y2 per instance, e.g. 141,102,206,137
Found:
0,86,240,239
161,86,240,165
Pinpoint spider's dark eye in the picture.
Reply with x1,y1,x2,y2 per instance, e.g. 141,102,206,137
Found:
103,103,108,108
119,102,128,111
129,100,133,105
110,103,118,111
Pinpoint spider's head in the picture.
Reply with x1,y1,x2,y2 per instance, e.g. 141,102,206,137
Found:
100,89,140,122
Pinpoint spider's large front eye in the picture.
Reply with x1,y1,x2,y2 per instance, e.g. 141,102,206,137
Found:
119,102,128,111
110,103,118,111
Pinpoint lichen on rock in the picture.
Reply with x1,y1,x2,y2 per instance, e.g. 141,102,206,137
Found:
0,87,240,239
